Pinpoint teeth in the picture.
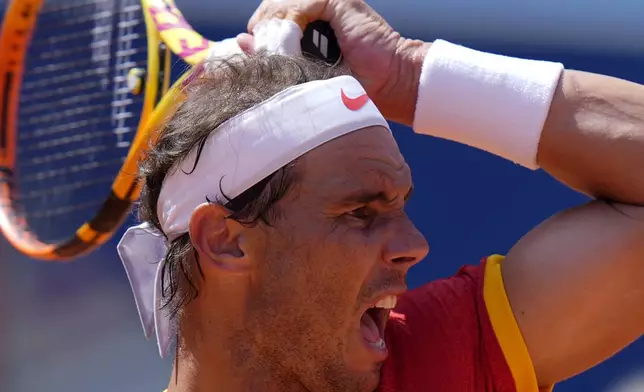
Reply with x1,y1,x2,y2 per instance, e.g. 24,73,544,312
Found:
369,338,386,351
374,295,397,310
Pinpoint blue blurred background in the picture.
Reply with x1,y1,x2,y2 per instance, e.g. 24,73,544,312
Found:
2,1,644,391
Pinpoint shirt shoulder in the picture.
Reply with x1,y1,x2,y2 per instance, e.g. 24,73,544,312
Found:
379,256,542,392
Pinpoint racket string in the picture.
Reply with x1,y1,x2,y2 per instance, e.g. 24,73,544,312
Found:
15,0,146,242
112,1,144,148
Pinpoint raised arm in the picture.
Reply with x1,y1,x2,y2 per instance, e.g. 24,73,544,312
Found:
408,39,644,387
538,69,644,204
408,41,644,205
495,69,644,386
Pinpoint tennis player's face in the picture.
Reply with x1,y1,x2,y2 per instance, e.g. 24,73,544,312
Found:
247,126,429,391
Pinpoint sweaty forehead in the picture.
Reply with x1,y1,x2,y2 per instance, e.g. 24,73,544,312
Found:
299,126,411,197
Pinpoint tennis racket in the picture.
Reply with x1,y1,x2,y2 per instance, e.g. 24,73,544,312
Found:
0,0,173,260
141,0,342,66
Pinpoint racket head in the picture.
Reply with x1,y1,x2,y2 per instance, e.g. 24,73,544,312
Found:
0,0,166,260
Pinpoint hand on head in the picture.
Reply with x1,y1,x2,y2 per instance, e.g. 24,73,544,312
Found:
239,0,430,126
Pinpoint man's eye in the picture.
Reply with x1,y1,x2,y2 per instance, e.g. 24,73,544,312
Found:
347,206,373,220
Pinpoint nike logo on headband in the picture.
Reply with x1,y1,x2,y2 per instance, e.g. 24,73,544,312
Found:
341,89,369,111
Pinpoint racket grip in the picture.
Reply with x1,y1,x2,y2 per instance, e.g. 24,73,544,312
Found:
301,20,342,65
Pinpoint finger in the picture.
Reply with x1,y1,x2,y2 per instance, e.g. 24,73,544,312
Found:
236,33,255,54
284,8,310,31
247,5,263,33
249,0,326,34
248,0,273,33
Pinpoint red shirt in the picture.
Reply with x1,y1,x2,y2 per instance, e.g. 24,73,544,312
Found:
378,255,550,392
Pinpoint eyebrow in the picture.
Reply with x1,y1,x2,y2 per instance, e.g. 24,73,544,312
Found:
340,185,414,205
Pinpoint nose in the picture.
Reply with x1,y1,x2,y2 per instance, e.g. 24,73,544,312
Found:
382,216,429,269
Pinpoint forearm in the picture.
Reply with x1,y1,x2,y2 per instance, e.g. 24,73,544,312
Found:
402,41,644,204
539,70,644,204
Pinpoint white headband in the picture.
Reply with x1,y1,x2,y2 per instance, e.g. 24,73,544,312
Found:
117,21,390,358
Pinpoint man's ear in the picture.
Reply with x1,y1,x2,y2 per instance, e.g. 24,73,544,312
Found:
189,203,251,273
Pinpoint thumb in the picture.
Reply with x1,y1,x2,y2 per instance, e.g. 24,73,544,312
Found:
236,33,255,54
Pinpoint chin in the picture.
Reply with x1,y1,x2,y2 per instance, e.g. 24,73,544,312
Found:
341,360,383,392
352,367,382,392
365,367,383,391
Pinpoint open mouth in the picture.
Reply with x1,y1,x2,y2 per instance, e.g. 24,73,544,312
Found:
360,295,397,351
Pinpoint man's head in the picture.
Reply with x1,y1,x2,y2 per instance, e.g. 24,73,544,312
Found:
136,53,428,391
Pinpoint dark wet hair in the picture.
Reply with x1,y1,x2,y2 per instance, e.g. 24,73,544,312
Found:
137,52,348,318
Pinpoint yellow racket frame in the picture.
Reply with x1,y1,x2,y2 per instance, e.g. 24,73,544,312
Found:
0,0,175,260
141,0,216,65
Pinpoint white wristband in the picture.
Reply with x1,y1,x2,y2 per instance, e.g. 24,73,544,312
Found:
413,40,564,169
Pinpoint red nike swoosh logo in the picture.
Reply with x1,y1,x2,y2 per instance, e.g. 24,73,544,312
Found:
341,89,370,111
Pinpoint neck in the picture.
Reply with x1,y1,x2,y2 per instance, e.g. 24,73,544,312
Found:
165,295,308,392
166,336,309,392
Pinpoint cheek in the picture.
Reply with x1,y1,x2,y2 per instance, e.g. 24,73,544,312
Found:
315,214,385,275
256,217,381,328
298,222,385,320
